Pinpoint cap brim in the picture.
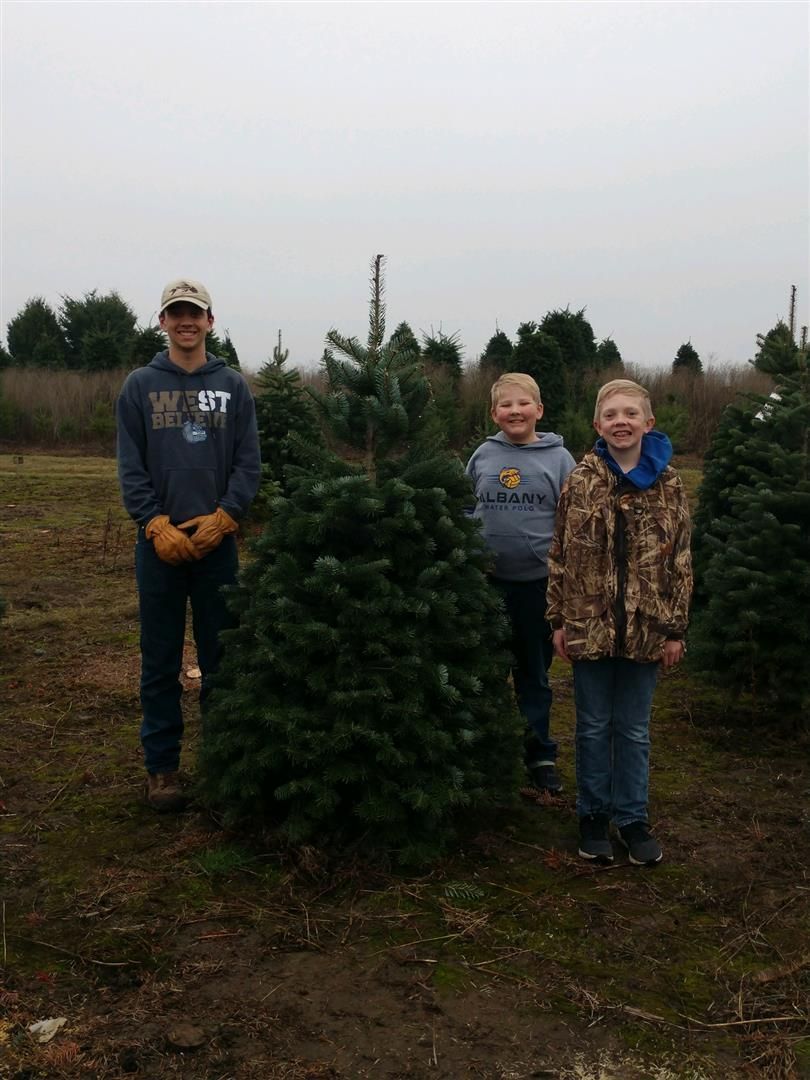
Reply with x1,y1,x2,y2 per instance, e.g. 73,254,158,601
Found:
162,295,210,311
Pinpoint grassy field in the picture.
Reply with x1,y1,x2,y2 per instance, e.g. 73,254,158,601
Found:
0,452,808,1079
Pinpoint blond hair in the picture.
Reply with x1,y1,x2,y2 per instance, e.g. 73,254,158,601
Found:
490,372,542,409
593,379,652,422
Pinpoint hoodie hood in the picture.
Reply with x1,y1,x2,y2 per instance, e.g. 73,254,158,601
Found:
486,430,566,451
594,429,673,490
148,350,227,377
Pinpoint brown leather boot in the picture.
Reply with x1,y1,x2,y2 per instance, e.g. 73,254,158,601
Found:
145,771,188,813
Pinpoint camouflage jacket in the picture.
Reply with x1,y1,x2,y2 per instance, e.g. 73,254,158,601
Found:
546,452,692,662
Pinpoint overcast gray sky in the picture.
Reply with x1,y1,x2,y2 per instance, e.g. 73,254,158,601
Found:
2,1,808,371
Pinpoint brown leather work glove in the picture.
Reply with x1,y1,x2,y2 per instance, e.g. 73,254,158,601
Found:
176,507,238,558
145,515,199,565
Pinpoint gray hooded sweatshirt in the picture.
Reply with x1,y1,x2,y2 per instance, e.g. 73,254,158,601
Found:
116,351,261,526
466,430,575,581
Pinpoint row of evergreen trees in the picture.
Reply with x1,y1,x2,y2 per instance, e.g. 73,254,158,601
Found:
5,287,725,384
1,291,239,371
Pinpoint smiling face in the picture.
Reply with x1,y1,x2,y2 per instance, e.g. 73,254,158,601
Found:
159,301,213,356
491,382,544,444
593,391,655,458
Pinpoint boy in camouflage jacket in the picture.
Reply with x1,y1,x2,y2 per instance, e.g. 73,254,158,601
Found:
547,379,692,866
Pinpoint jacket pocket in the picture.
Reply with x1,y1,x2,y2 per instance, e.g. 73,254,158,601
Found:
564,593,613,658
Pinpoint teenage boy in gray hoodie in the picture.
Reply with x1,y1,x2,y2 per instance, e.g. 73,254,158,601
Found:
116,279,260,812
466,373,575,793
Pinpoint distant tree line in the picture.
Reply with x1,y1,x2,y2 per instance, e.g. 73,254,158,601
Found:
0,291,239,371
3,285,803,461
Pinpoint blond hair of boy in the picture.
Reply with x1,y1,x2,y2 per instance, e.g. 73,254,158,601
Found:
593,379,652,422
490,372,542,409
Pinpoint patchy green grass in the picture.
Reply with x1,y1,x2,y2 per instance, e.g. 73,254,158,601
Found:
0,452,807,1079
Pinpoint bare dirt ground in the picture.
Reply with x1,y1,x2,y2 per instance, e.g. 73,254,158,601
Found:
0,452,808,1080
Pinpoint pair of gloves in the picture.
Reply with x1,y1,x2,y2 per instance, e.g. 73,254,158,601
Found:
145,508,238,565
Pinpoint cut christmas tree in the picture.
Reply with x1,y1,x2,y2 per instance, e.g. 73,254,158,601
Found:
198,256,522,862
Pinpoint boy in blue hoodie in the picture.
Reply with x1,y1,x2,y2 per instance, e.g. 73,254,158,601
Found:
466,373,576,793
547,379,692,865
116,279,260,812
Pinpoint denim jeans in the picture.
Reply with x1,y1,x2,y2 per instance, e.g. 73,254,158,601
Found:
573,657,659,826
493,576,556,765
135,530,238,774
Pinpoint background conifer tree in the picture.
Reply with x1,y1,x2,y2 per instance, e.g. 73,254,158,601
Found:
511,322,567,428
204,328,240,367
198,256,522,862
752,319,800,375
59,290,139,369
480,329,514,372
539,307,597,402
387,321,420,358
421,329,463,379
673,341,702,374
594,336,623,371
251,331,324,518
132,325,168,366
690,360,810,724
7,298,67,368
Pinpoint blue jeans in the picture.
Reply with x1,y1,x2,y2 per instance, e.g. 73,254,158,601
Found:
494,577,556,765
573,657,659,826
135,530,238,774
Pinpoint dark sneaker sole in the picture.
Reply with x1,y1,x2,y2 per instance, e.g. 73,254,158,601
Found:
618,837,663,867
578,847,614,864
626,849,663,867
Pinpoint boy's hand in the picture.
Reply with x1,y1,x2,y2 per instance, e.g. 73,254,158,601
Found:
552,628,571,663
662,640,685,669
145,515,199,565
177,507,238,557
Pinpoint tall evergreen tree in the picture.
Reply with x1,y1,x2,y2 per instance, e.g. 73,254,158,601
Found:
595,337,623,371
7,298,67,367
132,325,168,367
202,328,239,367
752,320,800,375
387,321,420,359
77,325,130,371
673,341,702,374
480,329,514,372
198,256,522,862
690,364,810,722
511,322,567,429
59,290,139,369
422,329,463,379
540,308,596,370
221,332,240,369
205,329,228,359
253,331,323,500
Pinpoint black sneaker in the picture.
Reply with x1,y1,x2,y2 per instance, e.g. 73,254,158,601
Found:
578,813,614,863
618,821,662,866
528,763,563,794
